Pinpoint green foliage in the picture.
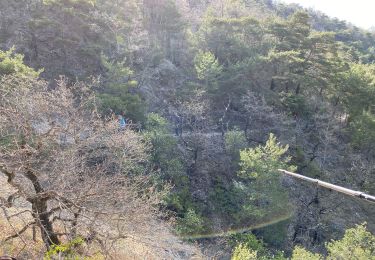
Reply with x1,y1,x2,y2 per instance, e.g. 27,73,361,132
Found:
2,1,375,257
291,223,375,260
209,179,250,222
292,146,322,178
238,134,295,225
193,14,267,104
143,0,185,60
350,111,375,152
44,237,84,260
196,15,265,64
143,113,192,218
144,113,169,132
176,208,206,236
0,48,41,78
225,129,247,161
326,223,375,259
231,244,258,260
164,186,191,212
143,113,184,178
291,246,322,260
255,220,289,249
98,55,145,122
230,233,266,254
267,12,342,96
239,133,295,179
340,63,375,118
230,233,287,260
280,93,311,118
338,63,375,151
194,51,222,90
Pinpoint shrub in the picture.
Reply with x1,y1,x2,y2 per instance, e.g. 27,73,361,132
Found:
176,208,206,236
291,223,375,260
0,47,42,78
231,244,257,260
280,93,311,118
292,247,322,260
225,129,247,161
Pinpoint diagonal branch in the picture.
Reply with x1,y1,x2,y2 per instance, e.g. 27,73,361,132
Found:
4,221,36,242
0,164,24,193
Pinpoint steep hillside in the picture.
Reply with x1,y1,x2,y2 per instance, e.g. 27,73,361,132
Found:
0,0,374,259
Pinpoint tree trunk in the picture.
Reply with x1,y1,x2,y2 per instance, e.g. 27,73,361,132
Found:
25,170,60,248
32,200,60,248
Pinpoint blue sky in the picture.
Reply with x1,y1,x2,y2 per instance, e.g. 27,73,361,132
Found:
279,0,375,29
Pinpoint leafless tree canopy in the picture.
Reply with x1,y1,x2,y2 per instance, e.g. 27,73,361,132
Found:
0,76,200,259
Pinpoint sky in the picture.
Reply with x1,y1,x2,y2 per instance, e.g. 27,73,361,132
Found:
280,0,375,29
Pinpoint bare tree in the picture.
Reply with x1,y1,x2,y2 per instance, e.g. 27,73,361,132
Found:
0,75,200,258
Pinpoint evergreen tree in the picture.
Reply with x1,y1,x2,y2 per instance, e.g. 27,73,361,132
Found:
238,134,296,221
0,47,41,78
98,55,145,122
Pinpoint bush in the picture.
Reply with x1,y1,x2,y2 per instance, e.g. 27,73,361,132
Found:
0,47,41,78
230,233,266,253
292,247,322,260
176,208,206,236
231,244,258,260
225,129,247,161
291,223,375,260
326,223,375,259
44,237,84,260
280,93,311,118
209,180,244,220
254,220,289,249
230,233,287,260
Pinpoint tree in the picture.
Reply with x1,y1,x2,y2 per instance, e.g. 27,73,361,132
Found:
195,15,265,64
95,0,147,61
337,63,375,152
326,223,375,259
176,208,205,236
267,12,343,96
292,223,375,260
292,247,322,260
238,134,296,220
231,243,257,260
0,75,191,258
98,55,145,122
194,51,222,91
350,111,375,153
224,128,247,163
339,63,375,118
143,0,185,62
239,133,294,179
27,0,108,79
143,113,185,184
0,47,42,78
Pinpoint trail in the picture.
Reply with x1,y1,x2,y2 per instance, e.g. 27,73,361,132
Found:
127,123,224,138
168,131,223,138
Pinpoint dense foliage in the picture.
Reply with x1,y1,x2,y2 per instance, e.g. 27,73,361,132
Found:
0,0,374,258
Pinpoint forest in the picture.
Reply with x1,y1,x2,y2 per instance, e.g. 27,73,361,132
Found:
0,0,374,259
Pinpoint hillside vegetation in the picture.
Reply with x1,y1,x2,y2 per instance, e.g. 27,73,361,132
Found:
0,0,374,259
